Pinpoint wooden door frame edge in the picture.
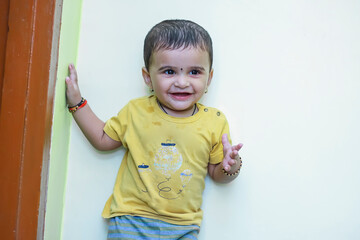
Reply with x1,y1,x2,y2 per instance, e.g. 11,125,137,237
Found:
37,0,64,239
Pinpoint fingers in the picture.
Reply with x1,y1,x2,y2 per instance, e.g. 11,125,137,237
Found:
222,134,244,171
233,143,243,151
65,76,77,92
221,133,243,171
223,149,239,170
65,76,72,87
224,164,231,172
223,158,237,171
224,142,243,159
229,149,238,159
68,63,78,82
65,64,76,87
65,63,82,106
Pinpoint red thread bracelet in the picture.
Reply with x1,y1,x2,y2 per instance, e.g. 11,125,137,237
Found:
68,97,87,113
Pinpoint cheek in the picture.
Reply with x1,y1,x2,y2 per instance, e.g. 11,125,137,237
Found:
153,80,169,91
193,80,208,90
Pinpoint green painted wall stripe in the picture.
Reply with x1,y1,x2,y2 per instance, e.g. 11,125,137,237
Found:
44,0,83,239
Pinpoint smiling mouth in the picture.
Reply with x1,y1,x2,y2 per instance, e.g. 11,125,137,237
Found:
171,92,191,96
170,92,192,100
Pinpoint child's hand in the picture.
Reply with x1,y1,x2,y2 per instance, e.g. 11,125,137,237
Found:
65,63,82,106
222,133,243,172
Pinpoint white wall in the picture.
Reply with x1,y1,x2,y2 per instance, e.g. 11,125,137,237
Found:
62,0,360,239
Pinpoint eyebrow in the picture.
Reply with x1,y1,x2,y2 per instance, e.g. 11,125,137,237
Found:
191,66,206,71
157,66,206,72
158,66,174,72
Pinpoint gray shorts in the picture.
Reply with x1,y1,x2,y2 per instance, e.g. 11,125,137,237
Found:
107,215,200,240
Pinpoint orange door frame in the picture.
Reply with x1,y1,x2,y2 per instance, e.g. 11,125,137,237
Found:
0,0,62,239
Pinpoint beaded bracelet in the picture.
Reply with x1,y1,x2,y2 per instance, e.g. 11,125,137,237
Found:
222,157,242,176
68,97,87,113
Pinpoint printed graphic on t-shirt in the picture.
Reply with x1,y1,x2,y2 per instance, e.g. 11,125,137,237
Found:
138,141,193,200
154,142,183,177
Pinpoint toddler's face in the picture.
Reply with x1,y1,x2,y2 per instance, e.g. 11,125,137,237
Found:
142,47,213,117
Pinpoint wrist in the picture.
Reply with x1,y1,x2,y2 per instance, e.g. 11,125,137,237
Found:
68,96,83,107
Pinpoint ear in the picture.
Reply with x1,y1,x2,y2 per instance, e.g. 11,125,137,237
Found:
206,68,214,87
142,67,153,89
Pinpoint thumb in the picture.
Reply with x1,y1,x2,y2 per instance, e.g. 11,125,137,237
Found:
222,133,230,147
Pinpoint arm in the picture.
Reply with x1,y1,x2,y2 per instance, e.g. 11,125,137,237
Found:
66,64,122,151
208,134,243,183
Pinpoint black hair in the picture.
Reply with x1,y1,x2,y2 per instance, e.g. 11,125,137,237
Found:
143,19,213,71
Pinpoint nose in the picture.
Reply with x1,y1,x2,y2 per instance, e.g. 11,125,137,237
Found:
174,74,190,88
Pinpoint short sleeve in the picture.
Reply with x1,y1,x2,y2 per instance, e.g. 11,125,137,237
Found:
209,115,231,165
103,104,129,147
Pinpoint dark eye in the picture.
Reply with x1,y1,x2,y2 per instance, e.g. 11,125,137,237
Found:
164,69,175,75
190,70,199,75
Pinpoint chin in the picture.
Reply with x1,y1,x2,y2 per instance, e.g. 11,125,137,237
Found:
173,105,195,112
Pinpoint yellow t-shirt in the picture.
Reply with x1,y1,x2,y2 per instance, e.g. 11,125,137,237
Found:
102,95,231,226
